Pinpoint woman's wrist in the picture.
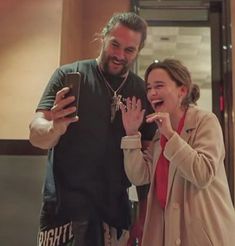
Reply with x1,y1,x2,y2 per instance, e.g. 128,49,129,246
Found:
165,130,175,140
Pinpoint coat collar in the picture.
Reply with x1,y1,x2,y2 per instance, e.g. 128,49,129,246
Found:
150,106,199,205
180,105,198,141
166,106,199,205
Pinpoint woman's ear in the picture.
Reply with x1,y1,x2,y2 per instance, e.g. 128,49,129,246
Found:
179,85,188,98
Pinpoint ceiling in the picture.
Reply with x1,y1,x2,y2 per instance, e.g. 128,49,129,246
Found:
137,26,211,89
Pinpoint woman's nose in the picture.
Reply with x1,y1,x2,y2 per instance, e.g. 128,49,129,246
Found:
148,88,157,96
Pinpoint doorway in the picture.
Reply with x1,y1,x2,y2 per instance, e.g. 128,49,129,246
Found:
132,0,234,200
138,25,212,111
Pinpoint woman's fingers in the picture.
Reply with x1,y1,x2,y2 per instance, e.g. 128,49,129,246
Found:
146,112,163,124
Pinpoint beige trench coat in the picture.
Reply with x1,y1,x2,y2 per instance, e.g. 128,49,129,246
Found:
121,106,235,246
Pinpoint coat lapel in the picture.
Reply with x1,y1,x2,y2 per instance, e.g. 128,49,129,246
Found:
166,107,197,205
150,132,161,184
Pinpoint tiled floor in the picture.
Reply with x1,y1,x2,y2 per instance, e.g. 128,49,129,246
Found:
0,155,46,246
0,155,141,245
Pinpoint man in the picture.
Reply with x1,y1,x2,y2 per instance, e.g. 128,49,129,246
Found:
29,12,155,246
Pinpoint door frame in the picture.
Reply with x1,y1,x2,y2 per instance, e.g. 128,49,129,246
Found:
132,0,234,202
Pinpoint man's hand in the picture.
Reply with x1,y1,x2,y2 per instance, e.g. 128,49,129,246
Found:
29,87,79,149
49,87,78,135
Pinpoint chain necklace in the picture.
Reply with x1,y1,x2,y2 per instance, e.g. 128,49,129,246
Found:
97,65,128,122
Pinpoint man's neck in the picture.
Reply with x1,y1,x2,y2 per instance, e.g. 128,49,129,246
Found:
96,57,129,78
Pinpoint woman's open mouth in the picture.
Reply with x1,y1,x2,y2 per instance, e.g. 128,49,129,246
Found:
151,99,164,110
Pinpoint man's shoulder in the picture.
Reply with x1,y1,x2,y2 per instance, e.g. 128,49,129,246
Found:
127,71,146,92
128,70,144,83
59,59,96,73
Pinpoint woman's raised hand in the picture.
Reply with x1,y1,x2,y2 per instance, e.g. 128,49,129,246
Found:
120,96,145,136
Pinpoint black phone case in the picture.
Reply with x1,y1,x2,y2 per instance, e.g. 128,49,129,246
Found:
64,72,81,117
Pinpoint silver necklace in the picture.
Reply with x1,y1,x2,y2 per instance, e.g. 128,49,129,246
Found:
97,65,128,122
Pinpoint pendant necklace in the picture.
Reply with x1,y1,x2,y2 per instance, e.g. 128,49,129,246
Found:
97,65,128,122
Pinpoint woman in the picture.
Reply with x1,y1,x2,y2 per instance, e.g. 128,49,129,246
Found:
120,59,235,246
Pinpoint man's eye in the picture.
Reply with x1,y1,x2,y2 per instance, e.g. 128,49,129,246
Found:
126,49,134,53
112,42,119,47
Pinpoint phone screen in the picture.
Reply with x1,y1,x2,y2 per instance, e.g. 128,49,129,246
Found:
64,72,81,117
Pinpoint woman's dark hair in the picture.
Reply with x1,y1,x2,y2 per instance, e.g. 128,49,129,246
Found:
101,12,148,50
144,58,200,106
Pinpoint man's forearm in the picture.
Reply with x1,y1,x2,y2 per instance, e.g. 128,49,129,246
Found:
29,117,61,149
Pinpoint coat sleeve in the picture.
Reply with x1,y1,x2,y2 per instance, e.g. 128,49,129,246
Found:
121,134,153,186
164,112,225,189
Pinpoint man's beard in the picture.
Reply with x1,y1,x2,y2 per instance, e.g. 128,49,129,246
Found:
100,52,130,77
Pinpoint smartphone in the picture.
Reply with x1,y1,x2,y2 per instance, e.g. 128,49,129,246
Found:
64,72,82,117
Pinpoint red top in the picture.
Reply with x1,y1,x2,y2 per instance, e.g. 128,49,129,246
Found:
155,111,186,208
